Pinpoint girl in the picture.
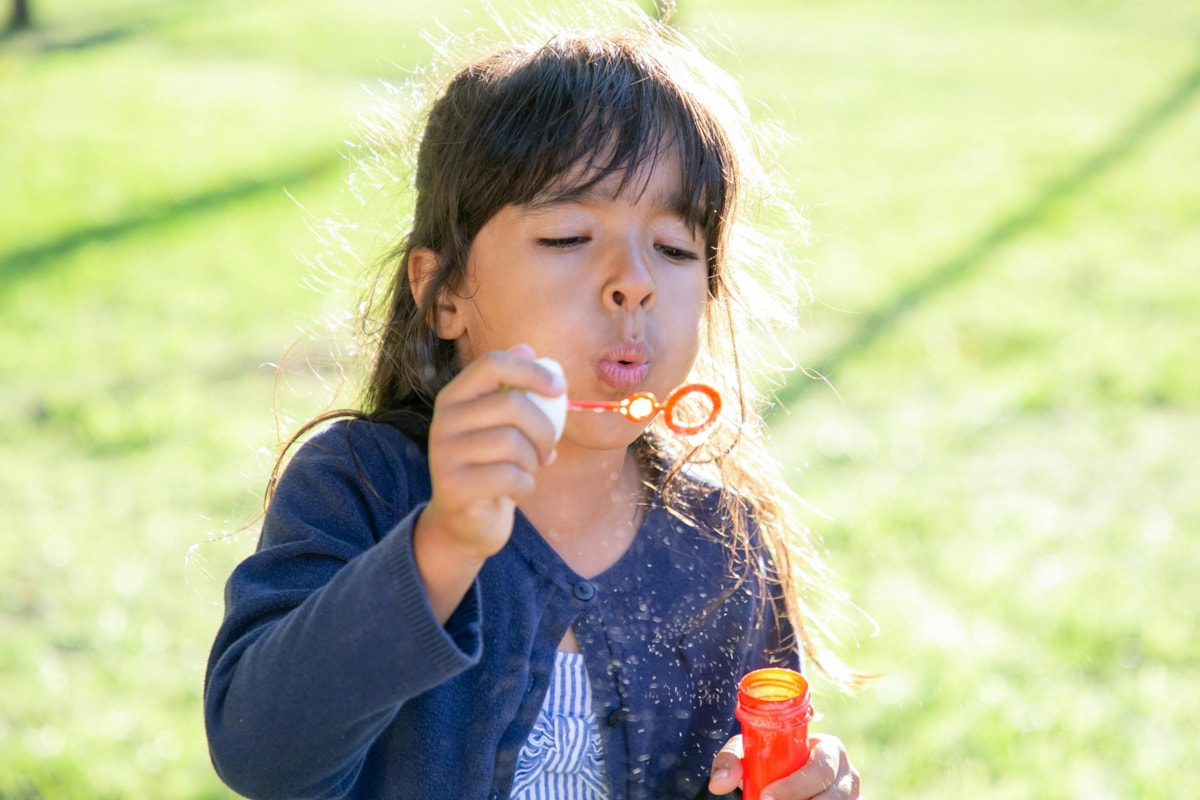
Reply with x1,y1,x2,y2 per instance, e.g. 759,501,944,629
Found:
205,5,864,799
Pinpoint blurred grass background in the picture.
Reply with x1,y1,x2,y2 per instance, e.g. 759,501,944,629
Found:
2,0,1197,796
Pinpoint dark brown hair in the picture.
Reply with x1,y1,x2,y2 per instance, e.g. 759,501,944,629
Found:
272,10,868,690
368,30,736,415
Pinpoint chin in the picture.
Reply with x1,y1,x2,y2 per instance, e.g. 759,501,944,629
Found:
562,418,646,454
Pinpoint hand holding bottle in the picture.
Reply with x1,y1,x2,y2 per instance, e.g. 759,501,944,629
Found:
708,669,862,799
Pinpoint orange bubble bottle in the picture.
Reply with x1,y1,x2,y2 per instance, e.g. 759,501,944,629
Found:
735,667,814,800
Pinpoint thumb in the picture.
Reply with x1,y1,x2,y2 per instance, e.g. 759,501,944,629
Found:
708,735,744,795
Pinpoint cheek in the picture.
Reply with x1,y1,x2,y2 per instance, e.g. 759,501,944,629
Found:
667,291,708,365
679,278,711,330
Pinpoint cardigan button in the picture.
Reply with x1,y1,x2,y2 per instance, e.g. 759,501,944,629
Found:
573,580,596,601
606,707,629,727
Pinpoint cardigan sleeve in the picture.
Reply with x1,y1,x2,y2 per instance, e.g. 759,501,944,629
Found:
203,421,482,800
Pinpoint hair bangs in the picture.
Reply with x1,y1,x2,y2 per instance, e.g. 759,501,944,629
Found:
461,35,732,252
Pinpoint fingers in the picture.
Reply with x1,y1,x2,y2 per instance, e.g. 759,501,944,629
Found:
438,344,566,408
761,734,861,800
423,346,566,560
708,735,744,796
811,733,861,799
432,346,565,465
432,391,555,470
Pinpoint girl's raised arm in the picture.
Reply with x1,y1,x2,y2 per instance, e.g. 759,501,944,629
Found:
415,345,563,622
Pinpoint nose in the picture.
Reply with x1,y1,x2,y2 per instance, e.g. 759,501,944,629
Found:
604,243,656,310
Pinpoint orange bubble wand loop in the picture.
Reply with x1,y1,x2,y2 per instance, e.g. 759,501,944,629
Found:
568,383,721,436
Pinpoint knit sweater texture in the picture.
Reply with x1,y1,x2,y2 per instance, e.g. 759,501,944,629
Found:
204,419,798,800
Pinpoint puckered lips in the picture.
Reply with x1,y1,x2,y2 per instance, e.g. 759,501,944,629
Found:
598,340,650,391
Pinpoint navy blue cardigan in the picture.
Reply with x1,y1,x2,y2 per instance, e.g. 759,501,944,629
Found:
205,419,797,799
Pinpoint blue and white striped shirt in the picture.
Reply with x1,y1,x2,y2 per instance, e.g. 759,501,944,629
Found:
511,651,610,800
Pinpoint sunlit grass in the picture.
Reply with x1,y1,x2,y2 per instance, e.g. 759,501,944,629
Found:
2,0,1198,796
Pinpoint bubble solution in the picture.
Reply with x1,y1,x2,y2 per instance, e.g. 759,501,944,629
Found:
735,667,814,800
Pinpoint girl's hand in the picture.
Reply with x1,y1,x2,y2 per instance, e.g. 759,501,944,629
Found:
423,344,563,557
708,732,862,799
414,344,564,622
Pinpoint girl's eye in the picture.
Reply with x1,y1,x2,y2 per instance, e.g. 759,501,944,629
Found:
656,244,701,262
538,237,589,249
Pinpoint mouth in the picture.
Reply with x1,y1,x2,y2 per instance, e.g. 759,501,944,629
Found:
598,341,650,391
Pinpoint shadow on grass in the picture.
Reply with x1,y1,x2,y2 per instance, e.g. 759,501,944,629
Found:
0,0,226,52
0,156,344,287
16,24,142,52
777,52,1200,408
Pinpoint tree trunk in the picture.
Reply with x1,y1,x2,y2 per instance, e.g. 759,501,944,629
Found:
8,0,30,32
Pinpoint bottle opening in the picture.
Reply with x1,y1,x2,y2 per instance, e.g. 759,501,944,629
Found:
739,668,810,708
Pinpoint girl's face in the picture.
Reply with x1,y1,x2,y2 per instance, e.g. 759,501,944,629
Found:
432,149,709,446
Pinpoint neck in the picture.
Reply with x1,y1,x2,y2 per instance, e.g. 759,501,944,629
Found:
518,440,648,577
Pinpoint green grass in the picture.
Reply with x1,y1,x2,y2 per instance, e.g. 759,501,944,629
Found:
2,0,1198,796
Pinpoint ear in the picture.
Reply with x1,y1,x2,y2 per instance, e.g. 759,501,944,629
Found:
408,247,467,340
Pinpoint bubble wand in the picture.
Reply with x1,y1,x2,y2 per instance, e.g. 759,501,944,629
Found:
527,358,721,440
567,384,721,436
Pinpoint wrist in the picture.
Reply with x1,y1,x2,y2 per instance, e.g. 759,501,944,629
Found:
414,501,496,566
413,504,488,625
